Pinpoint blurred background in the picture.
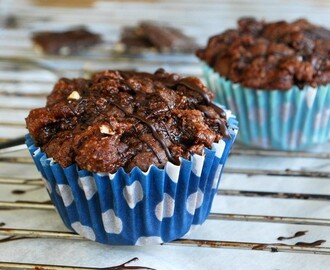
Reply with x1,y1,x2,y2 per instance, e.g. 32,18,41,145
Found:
1,0,330,140
2,0,330,51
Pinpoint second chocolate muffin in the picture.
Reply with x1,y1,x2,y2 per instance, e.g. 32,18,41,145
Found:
197,17,330,90
198,18,330,150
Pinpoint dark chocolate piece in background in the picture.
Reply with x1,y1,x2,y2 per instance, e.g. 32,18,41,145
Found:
118,21,198,54
32,27,102,55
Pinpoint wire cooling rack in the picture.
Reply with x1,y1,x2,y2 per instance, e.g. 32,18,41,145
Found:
0,140,330,269
1,1,330,269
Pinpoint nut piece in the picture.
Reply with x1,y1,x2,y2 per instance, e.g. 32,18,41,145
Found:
99,124,115,135
67,91,81,100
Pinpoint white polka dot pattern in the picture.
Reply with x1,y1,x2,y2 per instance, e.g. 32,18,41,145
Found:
186,188,204,215
191,154,205,177
56,184,74,207
78,176,97,200
155,193,175,221
212,140,226,158
165,162,180,183
108,172,116,180
306,86,317,108
212,164,223,189
71,222,96,241
42,177,52,194
102,209,123,234
123,180,144,209
33,148,41,157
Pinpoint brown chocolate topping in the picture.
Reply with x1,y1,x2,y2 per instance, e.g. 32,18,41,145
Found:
0,236,31,243
11,190,26,195
11,186,43,195
165,75,230,138
277,230,308,241
26,69,229,173
15,200,52,204
251,239,326,252
294,240,326,247
103,257,155,270
177,78,212,104
110,101,178,165
197,17,330,90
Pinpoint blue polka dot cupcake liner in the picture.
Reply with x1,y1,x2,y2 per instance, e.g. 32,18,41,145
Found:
25,115,238,246
202,63,330,150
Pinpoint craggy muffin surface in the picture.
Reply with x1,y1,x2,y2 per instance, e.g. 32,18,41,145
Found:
26,69,229,173
197,18,330,90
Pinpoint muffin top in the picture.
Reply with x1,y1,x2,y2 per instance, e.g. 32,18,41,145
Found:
26,69,230,173
197,18,330,90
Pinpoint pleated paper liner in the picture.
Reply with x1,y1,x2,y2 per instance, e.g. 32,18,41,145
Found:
26,114,238,246
202,63,330,150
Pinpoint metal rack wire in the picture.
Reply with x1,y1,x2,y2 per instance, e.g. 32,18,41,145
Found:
1,146,330,269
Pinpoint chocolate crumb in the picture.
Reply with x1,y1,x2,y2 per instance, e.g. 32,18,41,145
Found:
103,257,155,270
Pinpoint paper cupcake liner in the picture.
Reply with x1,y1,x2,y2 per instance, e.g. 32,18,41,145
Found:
26,115,237,246
202,63,330,150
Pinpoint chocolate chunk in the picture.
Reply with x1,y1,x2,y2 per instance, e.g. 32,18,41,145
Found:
118,21,198,54
32,27,102,55
26,69,229,173
120,27,154,49
197,18,330,90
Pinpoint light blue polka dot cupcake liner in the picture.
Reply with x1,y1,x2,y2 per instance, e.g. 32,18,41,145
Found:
25,114,238,246
202,63,330,150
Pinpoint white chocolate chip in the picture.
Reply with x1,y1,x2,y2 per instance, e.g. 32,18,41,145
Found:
67,91,81,100
297,56,303,62
99,124,115,135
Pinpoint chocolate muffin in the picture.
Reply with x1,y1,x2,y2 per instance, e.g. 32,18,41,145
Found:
26,69,230,173
198,18,330,150
25,69,237,245
32,27,102,55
